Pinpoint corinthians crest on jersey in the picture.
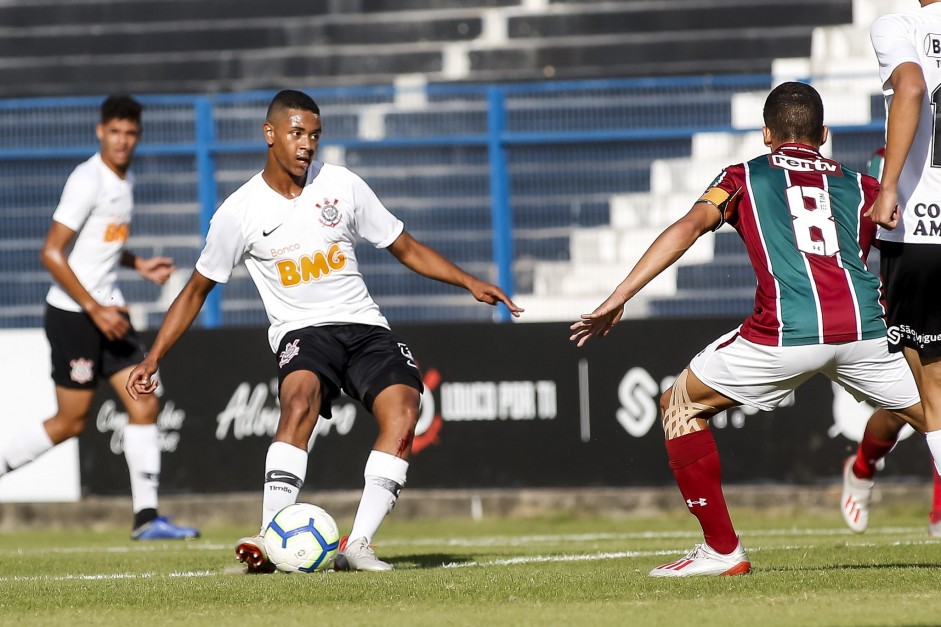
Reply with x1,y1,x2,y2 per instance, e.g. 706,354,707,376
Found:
317,198,341,227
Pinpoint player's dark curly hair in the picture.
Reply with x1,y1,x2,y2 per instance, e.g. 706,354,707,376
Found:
266,90,320,122
763,82,824,144
101,95,142,124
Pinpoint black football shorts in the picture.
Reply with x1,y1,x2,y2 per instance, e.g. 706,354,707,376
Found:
275,323,423,418
880,241,941,358
44,304,147,389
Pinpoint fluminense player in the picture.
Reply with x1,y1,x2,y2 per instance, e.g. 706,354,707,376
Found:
0,95,198,540
126,89,522,572
570,82,927,576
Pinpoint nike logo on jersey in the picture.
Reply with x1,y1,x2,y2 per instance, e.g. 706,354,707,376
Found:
262,224,283,237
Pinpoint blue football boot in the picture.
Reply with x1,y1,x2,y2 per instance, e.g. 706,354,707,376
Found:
131,516,200,540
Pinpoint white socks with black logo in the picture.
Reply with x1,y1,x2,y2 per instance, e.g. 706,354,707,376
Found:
262,441,308,531
123,424,161,514
0,420,54,476
348,450,409,545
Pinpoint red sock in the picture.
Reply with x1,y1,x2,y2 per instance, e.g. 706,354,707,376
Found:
665,429,738,555
931,465,941,524
852,434,896,480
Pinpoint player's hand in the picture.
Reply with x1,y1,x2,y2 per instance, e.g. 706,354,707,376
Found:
126,358,160,400
569,292,627,347
468,279,524,318
137,256,176,285
88,304,131,341
865,189,900,230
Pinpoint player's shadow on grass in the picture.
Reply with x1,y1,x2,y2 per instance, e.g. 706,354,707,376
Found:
388,553,474,569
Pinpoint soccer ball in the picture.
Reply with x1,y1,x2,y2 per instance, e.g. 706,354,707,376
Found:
263,503,341,573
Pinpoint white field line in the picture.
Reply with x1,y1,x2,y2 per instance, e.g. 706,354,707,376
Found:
0,525,930,558
2,537,938,582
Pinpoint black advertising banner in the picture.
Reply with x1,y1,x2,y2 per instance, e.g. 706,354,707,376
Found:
79,319,933,495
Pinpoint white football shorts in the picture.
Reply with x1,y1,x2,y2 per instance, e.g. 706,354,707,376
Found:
688,327,920,412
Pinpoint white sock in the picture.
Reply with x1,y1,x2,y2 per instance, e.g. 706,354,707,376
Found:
1,420,54,474
261,441,308,530
348,450,409,545
927,431,941,477
124,424,161,514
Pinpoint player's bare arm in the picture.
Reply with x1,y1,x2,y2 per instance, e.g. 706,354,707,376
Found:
570,202,720,347
867,62,926,229
120,250,175,285
126,270,217,399
387,230,524,317
40,220,130,341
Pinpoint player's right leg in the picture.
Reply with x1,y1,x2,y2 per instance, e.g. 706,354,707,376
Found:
1,305,105,476
236,364,325,573
841,408,905,533
0,386,93,479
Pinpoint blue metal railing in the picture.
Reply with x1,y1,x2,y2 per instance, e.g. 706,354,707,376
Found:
0,74,887,328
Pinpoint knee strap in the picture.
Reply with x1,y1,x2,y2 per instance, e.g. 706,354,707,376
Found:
662,369,714,439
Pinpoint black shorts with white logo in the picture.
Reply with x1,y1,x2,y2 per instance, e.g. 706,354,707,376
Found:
880,241,941,358
275,323,423,418
44,304,148,389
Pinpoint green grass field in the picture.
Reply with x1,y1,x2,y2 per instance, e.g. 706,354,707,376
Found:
1,507,940,626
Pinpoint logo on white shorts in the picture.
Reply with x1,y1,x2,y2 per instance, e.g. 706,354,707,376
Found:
279,339,300,367
69,358,94,384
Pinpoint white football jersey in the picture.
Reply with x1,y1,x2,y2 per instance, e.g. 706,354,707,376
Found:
196,162,404,352
46,152,134,311
871,3,941,243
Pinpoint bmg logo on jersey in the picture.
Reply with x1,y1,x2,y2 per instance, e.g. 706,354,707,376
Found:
276,242,347,286
925,33,941,57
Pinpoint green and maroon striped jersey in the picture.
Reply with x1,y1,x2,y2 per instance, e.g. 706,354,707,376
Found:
702,143,885,347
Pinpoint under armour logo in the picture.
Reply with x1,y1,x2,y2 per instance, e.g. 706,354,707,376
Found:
686,498,707,508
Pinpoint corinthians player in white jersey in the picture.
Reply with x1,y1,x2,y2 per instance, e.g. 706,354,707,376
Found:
127,90,523,572
867,0,941,497
0,96,198,540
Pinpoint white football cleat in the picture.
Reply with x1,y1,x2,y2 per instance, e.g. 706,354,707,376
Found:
841,456,873,534
649,540,751,577
334,536,393,572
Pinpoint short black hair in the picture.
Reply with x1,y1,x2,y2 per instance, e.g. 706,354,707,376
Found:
266,89,320,122
100,95,142,125
763,82,824,144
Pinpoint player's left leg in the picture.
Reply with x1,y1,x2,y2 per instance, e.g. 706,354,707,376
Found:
648,368,750,577
337,383,419,572
109,366,198,540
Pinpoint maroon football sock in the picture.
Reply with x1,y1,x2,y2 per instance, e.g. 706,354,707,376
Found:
665,429,738,555
931,466,941,524
852,434,896,480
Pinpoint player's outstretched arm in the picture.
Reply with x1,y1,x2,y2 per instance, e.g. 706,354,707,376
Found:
387,230,524,317
121,250,176,285
569,202,719,347
866,62,925,229
126,270,216,399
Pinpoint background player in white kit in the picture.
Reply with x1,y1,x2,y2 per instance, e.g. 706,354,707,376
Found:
127,90,523,572
867,0,941,493
0,95,199,540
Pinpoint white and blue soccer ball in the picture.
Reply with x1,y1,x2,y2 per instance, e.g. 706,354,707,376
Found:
263,503,340,573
